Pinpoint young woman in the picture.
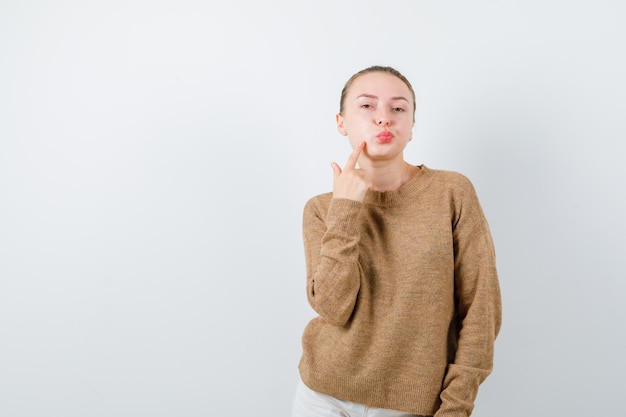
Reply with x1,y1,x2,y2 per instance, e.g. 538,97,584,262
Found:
292,66,502,417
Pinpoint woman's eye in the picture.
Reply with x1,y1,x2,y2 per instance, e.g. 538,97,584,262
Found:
393,107,405,112
361,104,372,109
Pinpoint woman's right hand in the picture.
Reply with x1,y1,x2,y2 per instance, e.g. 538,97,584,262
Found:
331,142,371,202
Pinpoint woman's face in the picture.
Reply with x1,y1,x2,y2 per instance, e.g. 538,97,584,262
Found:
337,72,415,163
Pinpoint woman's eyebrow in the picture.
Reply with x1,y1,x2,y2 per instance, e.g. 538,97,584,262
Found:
356,94,409,103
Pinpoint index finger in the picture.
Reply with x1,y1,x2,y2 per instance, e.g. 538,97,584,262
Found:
344,141,365,170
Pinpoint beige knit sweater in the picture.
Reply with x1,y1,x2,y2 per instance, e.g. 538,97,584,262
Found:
298,165,502,416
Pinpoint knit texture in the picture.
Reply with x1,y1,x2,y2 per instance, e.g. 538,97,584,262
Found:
298,165,502,417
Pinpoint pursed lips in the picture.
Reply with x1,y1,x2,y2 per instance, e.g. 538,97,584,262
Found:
376,131,393,143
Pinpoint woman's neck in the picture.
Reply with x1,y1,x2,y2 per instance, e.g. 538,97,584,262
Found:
361,160,420,192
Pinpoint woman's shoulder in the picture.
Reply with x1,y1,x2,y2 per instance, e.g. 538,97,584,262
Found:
422,165,476,192
306,191,333,204
303,191,333,214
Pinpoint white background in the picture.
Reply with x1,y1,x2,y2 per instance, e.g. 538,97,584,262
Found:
1,1,624,416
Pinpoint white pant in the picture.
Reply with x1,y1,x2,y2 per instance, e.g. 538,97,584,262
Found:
292,379,428,417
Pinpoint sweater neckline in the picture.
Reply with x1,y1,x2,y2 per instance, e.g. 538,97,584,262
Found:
362,165,433,207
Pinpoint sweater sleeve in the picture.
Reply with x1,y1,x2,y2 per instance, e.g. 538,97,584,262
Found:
435,179,502,417
302,196,363,327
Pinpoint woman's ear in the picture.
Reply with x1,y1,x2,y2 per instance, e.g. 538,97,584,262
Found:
336,113,347,136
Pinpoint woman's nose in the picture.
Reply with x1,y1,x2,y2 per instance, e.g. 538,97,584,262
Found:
376,108,392,126
377,115,391,126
